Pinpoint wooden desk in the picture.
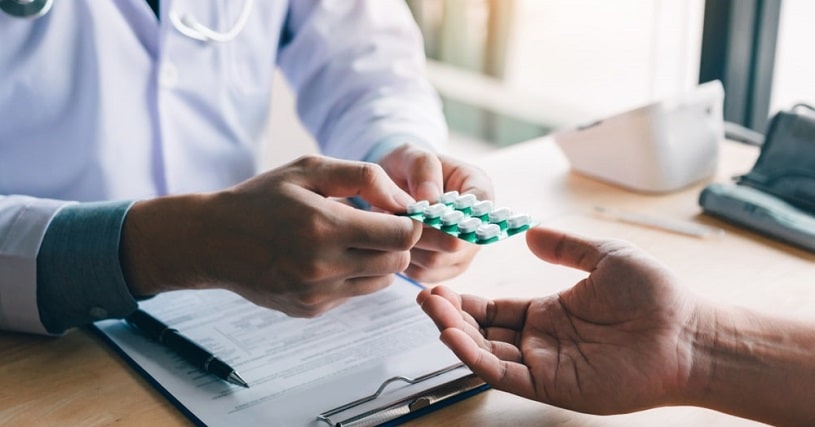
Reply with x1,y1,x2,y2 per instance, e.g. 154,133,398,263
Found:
2,138,813,426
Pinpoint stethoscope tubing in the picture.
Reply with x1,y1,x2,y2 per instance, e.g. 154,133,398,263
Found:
1,0,253,43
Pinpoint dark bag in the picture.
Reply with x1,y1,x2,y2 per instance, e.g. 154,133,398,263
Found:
699,106,815,253
737,107,815,214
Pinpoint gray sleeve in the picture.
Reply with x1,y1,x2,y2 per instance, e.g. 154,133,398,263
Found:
36,200,139,334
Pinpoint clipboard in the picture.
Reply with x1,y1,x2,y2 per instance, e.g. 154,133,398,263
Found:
93,275,487,426
317,363,486,427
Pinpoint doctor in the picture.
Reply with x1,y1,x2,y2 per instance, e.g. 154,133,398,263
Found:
0,0,493,334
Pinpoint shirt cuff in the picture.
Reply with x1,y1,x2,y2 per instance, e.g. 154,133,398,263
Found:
36,200,138,334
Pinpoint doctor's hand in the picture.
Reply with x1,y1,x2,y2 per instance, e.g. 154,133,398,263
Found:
417,227,700,415
121,155,422,318
378,144,494,283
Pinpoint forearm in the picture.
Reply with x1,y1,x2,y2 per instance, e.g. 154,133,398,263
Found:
687,301,815,425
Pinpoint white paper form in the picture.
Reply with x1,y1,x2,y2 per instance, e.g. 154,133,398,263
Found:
94,275,477,426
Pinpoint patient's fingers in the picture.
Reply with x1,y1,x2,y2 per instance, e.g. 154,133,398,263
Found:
440,328,537,400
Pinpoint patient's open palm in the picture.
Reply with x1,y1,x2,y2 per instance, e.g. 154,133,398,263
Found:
418,227,699,414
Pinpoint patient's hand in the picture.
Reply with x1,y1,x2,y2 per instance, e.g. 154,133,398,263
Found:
417,227,700,414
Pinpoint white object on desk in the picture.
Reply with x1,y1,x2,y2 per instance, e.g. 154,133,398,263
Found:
553,80,724,193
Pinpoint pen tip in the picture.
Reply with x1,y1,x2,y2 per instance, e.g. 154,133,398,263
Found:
229,371,250,388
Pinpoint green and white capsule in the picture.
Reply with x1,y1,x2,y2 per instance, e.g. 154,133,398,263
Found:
441,210,466,227
476,223,501,241
471,200,493,217
507,213,532,230
438,190,459,204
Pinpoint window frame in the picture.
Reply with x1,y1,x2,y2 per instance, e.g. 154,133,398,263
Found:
699,0,782,133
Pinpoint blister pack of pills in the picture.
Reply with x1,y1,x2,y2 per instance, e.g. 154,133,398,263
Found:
402,191,537,244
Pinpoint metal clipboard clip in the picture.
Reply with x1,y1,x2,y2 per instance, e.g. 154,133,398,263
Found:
317,362,486,427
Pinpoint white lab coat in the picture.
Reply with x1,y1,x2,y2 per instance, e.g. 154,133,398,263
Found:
0,0,446,333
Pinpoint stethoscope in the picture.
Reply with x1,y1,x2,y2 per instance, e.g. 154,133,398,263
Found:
0,0,253,43
169,0,254,43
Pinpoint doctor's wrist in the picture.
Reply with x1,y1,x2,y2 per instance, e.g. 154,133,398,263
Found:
120,194,211,298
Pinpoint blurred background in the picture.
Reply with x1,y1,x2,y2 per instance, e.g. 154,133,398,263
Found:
266,0,815,166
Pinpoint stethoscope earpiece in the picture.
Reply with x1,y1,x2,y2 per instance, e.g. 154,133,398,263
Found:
0,0,53,19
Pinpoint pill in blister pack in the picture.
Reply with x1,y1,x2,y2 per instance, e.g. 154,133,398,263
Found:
402,191,537,244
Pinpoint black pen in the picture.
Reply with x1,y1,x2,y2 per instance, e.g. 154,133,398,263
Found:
125,309,249,388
